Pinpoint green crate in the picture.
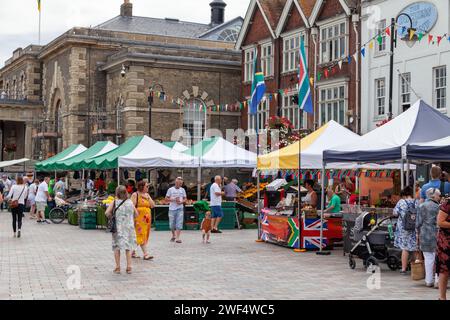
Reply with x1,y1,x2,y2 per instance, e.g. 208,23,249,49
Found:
79,222,97,230
220,208,237,230
68,209,78,226
96,206,107,228
222,202,236,208
242,223,258,229
155,220,171,231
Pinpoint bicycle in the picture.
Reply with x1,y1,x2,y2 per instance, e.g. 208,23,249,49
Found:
49,202,77,224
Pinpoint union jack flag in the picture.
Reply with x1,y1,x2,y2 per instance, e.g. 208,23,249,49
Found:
301,219,328,250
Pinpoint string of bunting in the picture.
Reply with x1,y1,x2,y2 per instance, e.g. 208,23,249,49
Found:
260,169,398,180
316,23,449,82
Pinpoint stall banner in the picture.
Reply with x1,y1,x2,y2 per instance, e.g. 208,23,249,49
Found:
301,219,328,250
261,215,299,248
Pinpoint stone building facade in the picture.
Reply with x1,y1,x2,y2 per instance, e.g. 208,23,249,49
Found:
236,0,361,134
0,0,243,161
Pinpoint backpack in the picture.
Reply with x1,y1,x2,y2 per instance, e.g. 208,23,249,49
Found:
402,200,417,232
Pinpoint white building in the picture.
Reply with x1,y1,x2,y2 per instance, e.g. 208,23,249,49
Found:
361,0,450,133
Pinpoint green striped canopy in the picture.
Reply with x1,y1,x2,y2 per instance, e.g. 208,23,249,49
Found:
48,141,118,171
35,144,86,172
80,136,144,170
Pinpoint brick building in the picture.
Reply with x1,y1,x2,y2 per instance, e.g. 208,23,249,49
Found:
0,0,243,161
236,0,361,134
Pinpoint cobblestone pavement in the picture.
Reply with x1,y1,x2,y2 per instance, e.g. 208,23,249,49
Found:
0,211,440,300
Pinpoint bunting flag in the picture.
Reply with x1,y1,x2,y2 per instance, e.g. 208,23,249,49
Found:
418,33,424,42
385,27,391,37
353,53,358,63
347,55,352,64
437,36,443,46
409,29,415,41
428,34,433,44
361,47,366,57
377,35,383,45
37,0,41,12
338,60,343,70
324,69,329,78
369,41,374,50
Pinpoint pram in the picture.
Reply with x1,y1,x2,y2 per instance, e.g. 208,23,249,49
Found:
348,212,402,271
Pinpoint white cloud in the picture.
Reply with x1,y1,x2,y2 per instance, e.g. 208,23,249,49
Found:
0,0,250,65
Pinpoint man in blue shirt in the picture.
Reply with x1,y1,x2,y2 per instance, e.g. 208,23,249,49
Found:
420,166,450,200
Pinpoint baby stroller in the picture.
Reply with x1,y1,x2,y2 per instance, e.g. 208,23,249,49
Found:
348,212,402,271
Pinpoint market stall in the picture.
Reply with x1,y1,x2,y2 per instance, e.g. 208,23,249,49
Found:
323,99,450,252
162,141,189,153
35,144,87,172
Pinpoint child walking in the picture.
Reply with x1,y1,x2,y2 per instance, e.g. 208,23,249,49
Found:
201,211,212,244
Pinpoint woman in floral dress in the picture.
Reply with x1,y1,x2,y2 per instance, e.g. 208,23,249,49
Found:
437,201,450,300
131,181,155,260
393,186,418,275
106,186,138,275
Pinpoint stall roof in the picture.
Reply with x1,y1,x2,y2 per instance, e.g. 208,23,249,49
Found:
49,141,118,171
407,136,450,161
258,121,361,170
35,144,87,172
119,136,198,168
0,158,29,169
184,137,257,168
162,141,189,153
324,100,450,163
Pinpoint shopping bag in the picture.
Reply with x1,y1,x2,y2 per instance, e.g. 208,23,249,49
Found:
410,252,425,281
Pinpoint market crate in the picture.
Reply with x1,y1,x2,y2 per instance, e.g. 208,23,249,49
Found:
222,202,236,208
154,220,171,231
242,212,258,224
96,206,108,228
220,208,237,230
242,222,258,229
68,209,78,226
79,222,97,230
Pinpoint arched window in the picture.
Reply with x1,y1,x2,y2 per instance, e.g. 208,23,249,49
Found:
217,29,239,42
183,98,206,147
55,99,63,153
12,79,16,100
20,74,25,100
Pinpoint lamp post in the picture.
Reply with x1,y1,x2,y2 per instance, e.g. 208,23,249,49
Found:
388,13,417,120
148,83,164,138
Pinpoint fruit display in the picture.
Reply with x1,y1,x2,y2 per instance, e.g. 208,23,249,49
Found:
240,182,269,199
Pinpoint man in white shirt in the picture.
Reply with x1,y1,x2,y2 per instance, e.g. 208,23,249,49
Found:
35,177,51,224
210,175,225,233
166,177,187,243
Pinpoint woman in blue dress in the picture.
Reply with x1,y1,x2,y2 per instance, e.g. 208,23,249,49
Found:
393,186,418,275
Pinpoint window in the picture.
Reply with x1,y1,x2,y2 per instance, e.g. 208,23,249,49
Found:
261,42,273,77
400,73,411,112
283,33,305,72
282,94,307,130
244,48,255,82
375,78,386,116
183,99,206,147
376,20,386,53
248,96,269,132
218,29,239,42
318,85,346,126
320,21,347,63
434,66,447,110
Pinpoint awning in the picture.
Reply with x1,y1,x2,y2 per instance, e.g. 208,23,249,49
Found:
407,136,450,161
184,137,257,168
35,144,87,172
0,158,30,169
162,141,189,153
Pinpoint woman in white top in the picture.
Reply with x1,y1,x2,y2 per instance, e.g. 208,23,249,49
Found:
28,179,39,219
5,176,29,238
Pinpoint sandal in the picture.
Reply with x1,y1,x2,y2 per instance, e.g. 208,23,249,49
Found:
176,240,182,244
143,254,154,261
113,267,121,274
131,252,141,259
126,267,132,274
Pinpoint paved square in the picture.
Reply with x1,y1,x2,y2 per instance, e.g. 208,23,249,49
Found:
0,211,439,300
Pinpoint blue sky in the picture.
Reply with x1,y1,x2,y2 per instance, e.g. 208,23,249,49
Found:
0,0,250,65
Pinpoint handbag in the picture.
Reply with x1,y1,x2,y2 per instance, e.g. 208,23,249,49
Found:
410,251,425,281
8,186,26,209
108,200,126,233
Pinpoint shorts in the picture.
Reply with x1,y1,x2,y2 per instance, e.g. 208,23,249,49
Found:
211,206,224,219
28,198,36,206
36,201,47,213
169,208,184,231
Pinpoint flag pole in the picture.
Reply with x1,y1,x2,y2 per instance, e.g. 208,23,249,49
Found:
38,3,41,45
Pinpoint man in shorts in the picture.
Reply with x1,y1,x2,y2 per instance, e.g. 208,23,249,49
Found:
166,177,187,243
35,176,51,224
210,175,225,233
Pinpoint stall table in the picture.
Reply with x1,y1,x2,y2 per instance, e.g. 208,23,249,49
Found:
261,210,343,250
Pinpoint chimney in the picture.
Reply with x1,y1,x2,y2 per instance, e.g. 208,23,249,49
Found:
120,0,133,17
210,0,226,26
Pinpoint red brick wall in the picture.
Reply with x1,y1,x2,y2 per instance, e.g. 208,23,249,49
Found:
243,8,273,46
317,0,346,21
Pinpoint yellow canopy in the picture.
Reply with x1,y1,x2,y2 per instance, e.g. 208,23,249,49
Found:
257,122,329,170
